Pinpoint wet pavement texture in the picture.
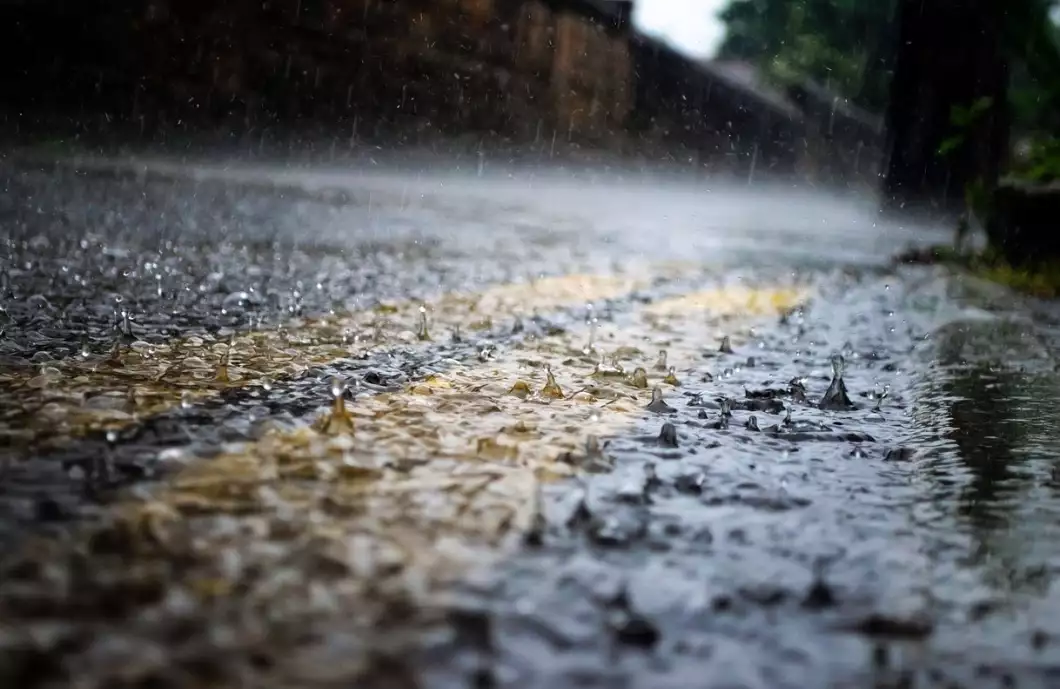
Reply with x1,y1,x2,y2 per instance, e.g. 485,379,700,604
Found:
3,158,1060,688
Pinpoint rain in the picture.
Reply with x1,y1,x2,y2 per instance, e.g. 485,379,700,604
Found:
4,1,1060,688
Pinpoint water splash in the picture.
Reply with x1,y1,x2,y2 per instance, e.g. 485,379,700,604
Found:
592,355,625,379
214,335,234,384
663,366,681,387
508,380,532,399
653,349,668,372
719,335,734,354
872,383,890,412
819,353,856,411
416,304,431,342
657,422,679,447
629,367,649,389
315,376,355,434
646,387,676,414
540,366,564,399
582,303,598,355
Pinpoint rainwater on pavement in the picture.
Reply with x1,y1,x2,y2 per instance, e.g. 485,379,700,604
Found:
2,157,1060,689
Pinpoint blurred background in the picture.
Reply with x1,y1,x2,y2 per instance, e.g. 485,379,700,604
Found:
3,0,1060,223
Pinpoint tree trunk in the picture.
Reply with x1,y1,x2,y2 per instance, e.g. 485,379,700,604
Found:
881,0,1008,220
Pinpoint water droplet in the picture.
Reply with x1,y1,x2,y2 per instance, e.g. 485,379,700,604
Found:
654,349,668,371
416,304,431,341
79,336,91,359
105,429,119,445
180,391,193,409
719,398,732,417
647,386,676,414
214,335,234,383
663,366,680,387
629,367,649,389
541,366,564,399
719,335,734,354
657,422,679,447
745,414,760,431
509,380,532,398
261,377,273,392
873,383,890,411
820,353,856,411
317,376,354,434
330,376,348,400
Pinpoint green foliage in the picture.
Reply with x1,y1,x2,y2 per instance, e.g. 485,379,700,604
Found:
717,0,896,111
1013,134,1060,181
717,0,1060,129
937,97,995,158
896,244,1060,298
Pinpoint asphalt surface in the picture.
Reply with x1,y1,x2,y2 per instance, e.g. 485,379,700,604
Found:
3,156,1060,689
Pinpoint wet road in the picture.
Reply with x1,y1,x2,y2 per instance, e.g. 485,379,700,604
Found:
3,156,1060,688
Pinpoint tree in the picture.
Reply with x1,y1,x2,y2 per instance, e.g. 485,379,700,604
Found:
716,0,896,112
881,0,1009,218
881,0,1060,218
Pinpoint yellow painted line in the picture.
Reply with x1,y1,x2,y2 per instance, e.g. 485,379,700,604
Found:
0,272,655,449
2,281,809,685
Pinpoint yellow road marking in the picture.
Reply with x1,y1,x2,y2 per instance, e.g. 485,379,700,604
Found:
0,272,653,449
3,281,809,685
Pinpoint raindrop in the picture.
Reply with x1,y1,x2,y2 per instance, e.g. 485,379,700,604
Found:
647,387,676,414
261,377,273,392
214,334,234,383
117,309,136,344
582,306,598,355
541,366,564,399
819,353,856,411
416,304,431,341
657,422,679,447
180,391,193,409
872,384,890,412
509,380,532,398
79,336,91,359
317,376,354,434
718,398,732,428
